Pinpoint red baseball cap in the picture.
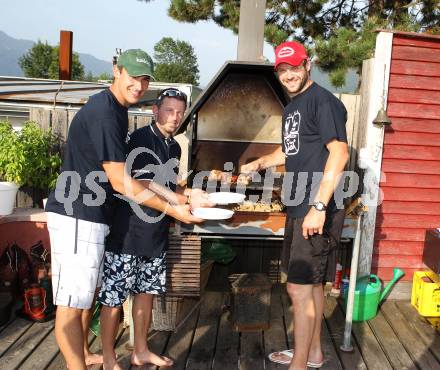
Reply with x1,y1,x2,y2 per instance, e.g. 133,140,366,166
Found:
274,41,308,69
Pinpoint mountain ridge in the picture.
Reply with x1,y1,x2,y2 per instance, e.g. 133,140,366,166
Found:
0,30,112,77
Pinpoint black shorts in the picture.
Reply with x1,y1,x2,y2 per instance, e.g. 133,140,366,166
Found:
281,208,345,285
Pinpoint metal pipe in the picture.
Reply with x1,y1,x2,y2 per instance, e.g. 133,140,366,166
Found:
237,0,267,62
340,212,363,352
59,30,73,80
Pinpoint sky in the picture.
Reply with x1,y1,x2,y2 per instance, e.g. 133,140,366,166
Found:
1,0,275,86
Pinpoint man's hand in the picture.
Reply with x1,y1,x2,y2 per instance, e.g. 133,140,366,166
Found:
239,160,262,185
189,189,215,208
169,204,204,224
239,148,285,184
302,207,326,239
240,160,261,174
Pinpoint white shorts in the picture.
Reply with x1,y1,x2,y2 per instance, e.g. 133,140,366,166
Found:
46,212,109,309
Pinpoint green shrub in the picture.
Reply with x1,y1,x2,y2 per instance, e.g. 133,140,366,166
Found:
0,121,61,189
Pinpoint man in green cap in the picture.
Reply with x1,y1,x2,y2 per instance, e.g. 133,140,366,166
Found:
45,49,204,370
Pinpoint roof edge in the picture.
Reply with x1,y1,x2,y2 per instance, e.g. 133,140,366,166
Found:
375,29,440,41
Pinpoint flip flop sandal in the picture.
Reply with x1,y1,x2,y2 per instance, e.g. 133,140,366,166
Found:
307,359,324,368
268,349,324,368
267,349,293,365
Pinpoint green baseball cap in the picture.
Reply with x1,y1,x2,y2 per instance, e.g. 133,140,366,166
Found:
117,49,155,79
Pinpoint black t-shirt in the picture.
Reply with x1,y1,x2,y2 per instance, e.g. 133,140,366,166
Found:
45,89,128,224
105,123,182,257
282,82,347,218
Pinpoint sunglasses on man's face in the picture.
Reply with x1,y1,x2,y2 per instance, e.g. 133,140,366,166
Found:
157,89,187,102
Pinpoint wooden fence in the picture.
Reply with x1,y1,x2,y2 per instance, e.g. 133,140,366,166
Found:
29,108,154,141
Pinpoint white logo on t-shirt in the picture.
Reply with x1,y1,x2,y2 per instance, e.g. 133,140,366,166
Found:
284,110,300,156
277,46,295,58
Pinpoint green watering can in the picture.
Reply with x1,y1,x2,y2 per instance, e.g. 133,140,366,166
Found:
344,268,404,321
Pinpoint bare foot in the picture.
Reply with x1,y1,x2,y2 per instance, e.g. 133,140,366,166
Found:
131,350,174,367
103,358,122,370
85,352,104,366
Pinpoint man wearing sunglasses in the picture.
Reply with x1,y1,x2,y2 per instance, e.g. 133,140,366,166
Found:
45,49,204,370
98,88,212,369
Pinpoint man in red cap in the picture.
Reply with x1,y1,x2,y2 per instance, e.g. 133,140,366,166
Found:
241,41,349,369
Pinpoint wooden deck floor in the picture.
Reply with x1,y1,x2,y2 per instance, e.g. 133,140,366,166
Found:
1,286,439,370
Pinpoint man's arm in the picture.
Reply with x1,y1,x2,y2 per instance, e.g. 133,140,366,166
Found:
102,162,202,224
240,146,286,174
146,180,186,205
302,139,349,238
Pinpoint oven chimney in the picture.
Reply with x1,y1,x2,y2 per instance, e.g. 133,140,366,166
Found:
237,0,267,62
59,30,73,80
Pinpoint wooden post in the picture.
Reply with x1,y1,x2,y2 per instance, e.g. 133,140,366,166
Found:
357,32,394,277
237,0,267,62
59,30,73,80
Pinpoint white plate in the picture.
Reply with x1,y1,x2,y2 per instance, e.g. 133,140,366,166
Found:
192,207,234,220
208,192,246,205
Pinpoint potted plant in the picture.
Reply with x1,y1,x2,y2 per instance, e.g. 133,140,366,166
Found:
0,121,61,215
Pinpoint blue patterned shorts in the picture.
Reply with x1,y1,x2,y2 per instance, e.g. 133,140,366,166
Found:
98,251,166,307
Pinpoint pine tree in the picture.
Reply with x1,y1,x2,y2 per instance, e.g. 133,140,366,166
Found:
140,0,440,88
